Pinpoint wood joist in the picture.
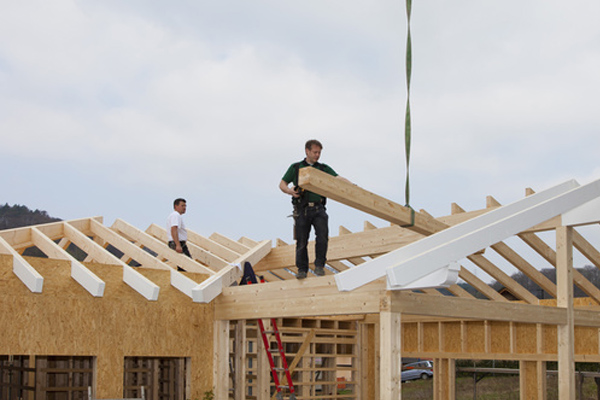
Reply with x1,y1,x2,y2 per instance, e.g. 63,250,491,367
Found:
0,217,270,302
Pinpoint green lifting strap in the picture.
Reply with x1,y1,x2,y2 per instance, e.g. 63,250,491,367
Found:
404,0,413,211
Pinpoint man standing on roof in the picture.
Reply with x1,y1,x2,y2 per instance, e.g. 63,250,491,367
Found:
279,139,352,279
167,198,192,259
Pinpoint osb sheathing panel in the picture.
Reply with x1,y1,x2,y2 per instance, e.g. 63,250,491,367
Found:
575,327,599,355
442,322,462,353
423,322,439,352
402,323,418,351
465,322,486,354
515,323,537,354
490,321,511,354
0,255,214,399
543,325,558,355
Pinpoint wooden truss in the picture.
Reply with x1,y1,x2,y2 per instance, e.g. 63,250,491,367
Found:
0,217,271,301
3,168,600,399
214,169,600,400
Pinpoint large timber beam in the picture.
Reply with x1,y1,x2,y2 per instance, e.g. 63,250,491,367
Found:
215,275,600,326
254,225,421,271
298,167,447,235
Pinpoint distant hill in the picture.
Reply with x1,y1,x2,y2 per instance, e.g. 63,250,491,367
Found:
0,203,62,230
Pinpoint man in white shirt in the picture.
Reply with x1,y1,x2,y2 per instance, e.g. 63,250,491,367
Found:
167,198,191,258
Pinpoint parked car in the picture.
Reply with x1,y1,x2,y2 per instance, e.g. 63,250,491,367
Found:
403,360,433,371
401,368,433,382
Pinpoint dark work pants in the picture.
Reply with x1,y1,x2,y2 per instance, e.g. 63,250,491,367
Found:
168,241,191,271
294,204,329,273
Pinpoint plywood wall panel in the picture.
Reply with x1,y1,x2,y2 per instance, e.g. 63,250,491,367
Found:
0,255,214,399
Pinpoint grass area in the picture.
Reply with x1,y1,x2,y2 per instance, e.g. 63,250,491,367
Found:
401,374,600,399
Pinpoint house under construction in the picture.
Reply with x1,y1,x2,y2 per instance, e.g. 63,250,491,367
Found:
2,168,600,400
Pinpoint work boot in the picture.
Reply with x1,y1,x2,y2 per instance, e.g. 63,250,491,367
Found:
296,270,307,280
314,266,325,276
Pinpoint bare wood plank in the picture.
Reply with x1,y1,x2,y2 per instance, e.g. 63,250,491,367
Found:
298,167,447,235
390,291,565,325
519,231,600,302
145,224,228,270
64,223,160,301
90,220,170,270
458,267,508,302
468,254,539,304
215,277,386,319
254,225,419,272
177,229,238,263
32,225,105,297
0,235,44,292
491,241,557,298
112,219,214,275
556,226,575,399
209,232,249,255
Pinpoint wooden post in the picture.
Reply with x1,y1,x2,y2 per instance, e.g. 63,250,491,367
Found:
520,360,546,400
434,358,456,400
214,320,230,400
557,225,575,399
234,321,246,400
359,322,376,400
379,306,401,400
256,322,270,400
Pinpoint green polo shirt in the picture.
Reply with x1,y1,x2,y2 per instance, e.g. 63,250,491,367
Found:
282,160,338,203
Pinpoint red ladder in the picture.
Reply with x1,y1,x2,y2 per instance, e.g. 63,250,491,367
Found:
256,317,296,400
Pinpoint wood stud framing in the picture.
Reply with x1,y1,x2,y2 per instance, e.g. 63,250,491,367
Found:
4,173,600,399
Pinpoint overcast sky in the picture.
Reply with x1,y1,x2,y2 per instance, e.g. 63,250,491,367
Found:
2,1,600,279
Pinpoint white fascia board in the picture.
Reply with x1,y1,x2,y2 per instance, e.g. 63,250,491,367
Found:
123,266,160,301
0,236,44,293
335,179,579,292
13,254,44,293
387,263,459,291
386,178,600,287
32,226,105,297
71,261,105,297
561,196,600,226
170,269,200,299
191,273,224,303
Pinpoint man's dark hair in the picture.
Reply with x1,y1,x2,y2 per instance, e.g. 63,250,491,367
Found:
173,198,186,207
305,139,323,150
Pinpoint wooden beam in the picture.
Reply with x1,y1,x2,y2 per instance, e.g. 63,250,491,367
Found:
0,235,43,293
90,220,169,270
467,254,539,304
335,179,583,292
254,225,419,272
379,306,402,400
186,228,241,262
556,226,575,399
32,226,105,297
191,239,272,303
209,232,249,255
386,179,600,289
145,224,228,271
63,222,160,301
215,277,385,319
112,219,214,275
519,230,600,303
458,267,509,302
298,167,447,235
491,241,557,298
